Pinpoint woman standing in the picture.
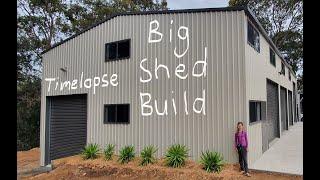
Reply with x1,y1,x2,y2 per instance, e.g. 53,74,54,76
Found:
235,122,251,177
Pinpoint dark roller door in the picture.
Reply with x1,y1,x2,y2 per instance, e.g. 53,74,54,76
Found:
263,80,280,152
288,91,293,126
47,94,87,161
280,87,288,132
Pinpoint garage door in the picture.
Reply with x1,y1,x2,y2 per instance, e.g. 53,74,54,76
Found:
47,94,87,162
288,90,293,126
262,80,280,152
280,87,288,132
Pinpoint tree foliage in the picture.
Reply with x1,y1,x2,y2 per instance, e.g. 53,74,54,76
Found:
17,75,41,151
17,0,69,81
17,0,168,151
64,0,168,35
229,0,303,75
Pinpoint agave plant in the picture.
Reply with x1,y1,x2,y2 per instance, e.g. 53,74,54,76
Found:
118,145,135,164
164,144,189,168
199,151,224,173
82,143,100,160
140,145,158,166
104,144,115,160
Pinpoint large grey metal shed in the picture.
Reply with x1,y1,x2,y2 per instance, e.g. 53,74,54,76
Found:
40,6,300,166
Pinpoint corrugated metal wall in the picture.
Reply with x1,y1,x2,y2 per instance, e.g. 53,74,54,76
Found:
40,10,247,166
244,16,298,164
247,122,262,165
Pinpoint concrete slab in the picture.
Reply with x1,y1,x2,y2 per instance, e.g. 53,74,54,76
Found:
250,122,303,175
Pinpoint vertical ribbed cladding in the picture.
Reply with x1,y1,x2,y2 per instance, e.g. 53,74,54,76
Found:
219,11,225,157
221,11,226,160
247,122,262,165
96,21,100,147
209,11,215,158
240,11,247,136
40,10,247,165
99,22,103,147
234,11,241,161
230,11,235,161
225,11,230,161
204,11,210,154
193,12,199,159
214,11,219,159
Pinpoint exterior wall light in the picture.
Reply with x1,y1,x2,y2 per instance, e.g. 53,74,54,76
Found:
60,67,67,72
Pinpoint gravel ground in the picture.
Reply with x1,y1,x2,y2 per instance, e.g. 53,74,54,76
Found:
17,148,302,180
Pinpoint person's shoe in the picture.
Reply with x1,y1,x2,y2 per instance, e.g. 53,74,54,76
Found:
240,170,245,174
244,173,251,177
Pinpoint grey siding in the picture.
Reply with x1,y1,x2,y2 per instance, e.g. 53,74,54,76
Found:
244,15,298,165
40,10,247,165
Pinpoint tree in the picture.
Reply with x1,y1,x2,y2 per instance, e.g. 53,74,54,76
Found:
229,0,303,75
17,0,70,81
63,0,168,35
17,75,41,151
17,0,71,151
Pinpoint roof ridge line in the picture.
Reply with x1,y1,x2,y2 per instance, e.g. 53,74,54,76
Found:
41,6,247,54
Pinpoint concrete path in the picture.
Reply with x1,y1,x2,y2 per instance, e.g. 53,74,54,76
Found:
250,122,303,175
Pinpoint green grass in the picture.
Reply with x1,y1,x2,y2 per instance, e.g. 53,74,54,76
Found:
199,151,224,173
164,144,189,168
118,145,135,164
140,145,158,166
104,144,115,160
82,143,100,160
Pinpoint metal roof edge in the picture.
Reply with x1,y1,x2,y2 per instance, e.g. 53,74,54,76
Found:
41,6,246,54
41,6,296,78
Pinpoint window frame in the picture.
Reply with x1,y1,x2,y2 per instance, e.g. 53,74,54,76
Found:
269,47,276,67
247,21,260,53
105,39,131,62
104,104,130,124
281,62,286,76
249,101,263,124
289,72,291,81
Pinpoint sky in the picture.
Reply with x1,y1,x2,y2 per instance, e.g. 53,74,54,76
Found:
167,0,229,10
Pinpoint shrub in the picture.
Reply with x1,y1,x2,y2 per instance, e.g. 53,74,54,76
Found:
140,145,158,166
104,144,115,160
199,151,224,173
164,144,189,168
118,145,135,163
82,143,100,160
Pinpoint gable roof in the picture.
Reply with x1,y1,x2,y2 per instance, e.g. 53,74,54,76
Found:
41,6,295,76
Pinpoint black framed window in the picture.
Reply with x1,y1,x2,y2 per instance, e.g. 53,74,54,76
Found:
269,48,276,67
105,39,130,61
281,63,285,76
104,104,130,123
289,72,291,81
249,101,262,123
247,22,260,52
